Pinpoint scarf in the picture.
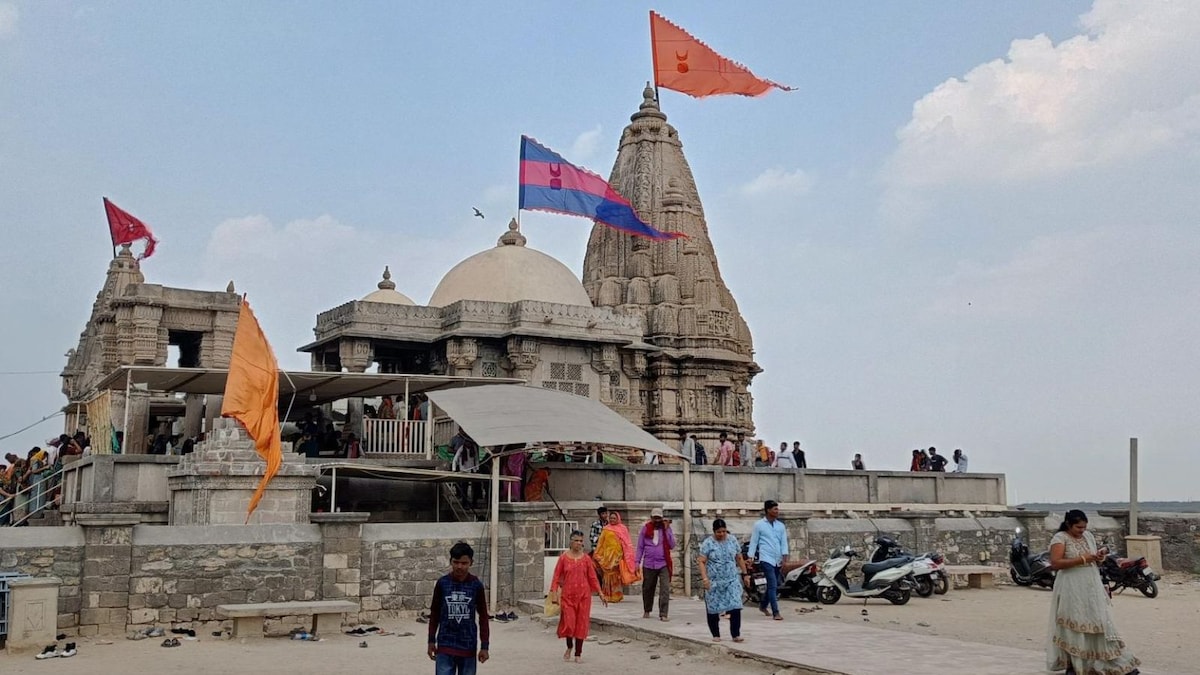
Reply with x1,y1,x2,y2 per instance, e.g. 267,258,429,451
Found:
642,521,673,577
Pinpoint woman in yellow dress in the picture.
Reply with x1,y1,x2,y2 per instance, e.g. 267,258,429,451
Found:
592,511,639,602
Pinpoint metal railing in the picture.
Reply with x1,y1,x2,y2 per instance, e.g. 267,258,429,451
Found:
544,520,580,553
0,573,30,640
1,465,64,527
361,418,432,457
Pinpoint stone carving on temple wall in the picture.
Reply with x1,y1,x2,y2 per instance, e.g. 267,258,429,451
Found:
446,338,478,375
339,338,375,373
501,336,539,380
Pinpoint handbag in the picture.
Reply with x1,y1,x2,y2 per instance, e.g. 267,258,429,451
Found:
544,592,561,618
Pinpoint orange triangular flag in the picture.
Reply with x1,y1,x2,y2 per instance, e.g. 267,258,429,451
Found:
650,11,795,98
221,298,282,522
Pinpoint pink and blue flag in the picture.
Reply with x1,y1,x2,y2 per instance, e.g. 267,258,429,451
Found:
518,136,684,240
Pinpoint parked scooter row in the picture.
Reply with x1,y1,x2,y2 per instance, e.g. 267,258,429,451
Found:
1008,527,1159,600
869,536,949,597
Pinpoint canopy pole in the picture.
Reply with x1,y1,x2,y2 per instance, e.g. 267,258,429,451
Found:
121,368,132,454
682,459,692,598
489,451,500,609
331,467,337,513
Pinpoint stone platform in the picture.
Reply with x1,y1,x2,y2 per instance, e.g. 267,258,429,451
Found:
521,594,1160,675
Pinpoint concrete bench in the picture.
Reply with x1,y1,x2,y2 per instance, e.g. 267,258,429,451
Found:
216,600,359,638
945,565,1005,589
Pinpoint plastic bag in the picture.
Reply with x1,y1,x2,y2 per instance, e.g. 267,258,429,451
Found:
544,593,561,618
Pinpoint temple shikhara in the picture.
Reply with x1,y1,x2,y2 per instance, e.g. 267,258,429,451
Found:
60,86,759,454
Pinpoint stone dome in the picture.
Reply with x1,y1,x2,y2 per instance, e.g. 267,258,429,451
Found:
361,266,416,305
428,219,593,308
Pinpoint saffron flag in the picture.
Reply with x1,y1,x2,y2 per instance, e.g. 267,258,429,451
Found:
650,11,795,98
220,299,282,522
518,135,684,240
103,197,159,259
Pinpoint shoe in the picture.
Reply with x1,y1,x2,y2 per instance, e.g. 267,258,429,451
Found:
503,611,518,621
347,627,367,635
161,638,178,648
147,627,165,638
61,643,77,657
358,640,369,648
35,645,59,660
56,633,67,641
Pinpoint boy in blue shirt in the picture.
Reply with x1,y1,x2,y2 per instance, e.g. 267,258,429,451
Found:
428,542,491,675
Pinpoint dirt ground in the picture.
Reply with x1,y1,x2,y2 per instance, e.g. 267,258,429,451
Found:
790,572,1200,674
2,575,1195,674
0,614,776,675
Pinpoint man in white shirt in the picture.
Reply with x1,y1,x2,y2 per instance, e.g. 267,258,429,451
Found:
774,442,797,469
681,435,696,464
737,432,754,467
953,448,969,473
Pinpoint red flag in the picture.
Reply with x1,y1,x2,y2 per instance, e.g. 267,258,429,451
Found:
103,197,158,259
650,11,795,98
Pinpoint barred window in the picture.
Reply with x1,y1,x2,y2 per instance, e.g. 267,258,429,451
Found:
614,388,628,404
481,362,498,378
574,383,590,397
567,364,583,381
542,381,557,389
550,362,566,380
609,371,621,387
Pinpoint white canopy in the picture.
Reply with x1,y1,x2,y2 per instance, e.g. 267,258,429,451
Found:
425,384,684,460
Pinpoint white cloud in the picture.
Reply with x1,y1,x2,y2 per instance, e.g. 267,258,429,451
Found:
0,3,18,39
738,167,815,198
884,0,1200,197
569,125,603,163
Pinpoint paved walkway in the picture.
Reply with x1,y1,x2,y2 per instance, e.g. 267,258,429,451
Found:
524,594,1156,675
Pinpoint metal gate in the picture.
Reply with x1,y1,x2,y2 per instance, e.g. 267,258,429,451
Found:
0,572,30,641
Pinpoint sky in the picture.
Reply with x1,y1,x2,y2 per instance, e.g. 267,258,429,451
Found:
1,1,1197,503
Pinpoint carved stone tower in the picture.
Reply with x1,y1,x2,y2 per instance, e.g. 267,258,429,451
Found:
582,85,761,447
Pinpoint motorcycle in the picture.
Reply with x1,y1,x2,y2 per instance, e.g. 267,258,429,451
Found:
816,545,916,605
1009,527,1056,588
740,541,770,604
1099,551,1159,599
870,535,949,597
779,558,822,602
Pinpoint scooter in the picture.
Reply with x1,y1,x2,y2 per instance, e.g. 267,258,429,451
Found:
816,545,916,605
1099,551,1159,598
1009,527,1056,588
870,536,949,597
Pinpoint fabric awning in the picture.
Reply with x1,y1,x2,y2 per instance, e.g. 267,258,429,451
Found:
91,366,522,406
425,384,685,460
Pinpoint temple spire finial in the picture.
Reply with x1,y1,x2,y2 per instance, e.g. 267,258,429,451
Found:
378,266,396,290
632,82,667,122
497,218,526,247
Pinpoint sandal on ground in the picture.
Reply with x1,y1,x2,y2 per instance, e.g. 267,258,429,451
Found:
732,637,745,643
772,614,783,621
711,636,721,642
659,616,669,622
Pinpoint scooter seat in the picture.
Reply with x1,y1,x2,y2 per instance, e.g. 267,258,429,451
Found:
1117,557,1144,569
862,556,912,576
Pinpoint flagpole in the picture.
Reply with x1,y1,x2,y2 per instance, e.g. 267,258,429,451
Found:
649,10,661,103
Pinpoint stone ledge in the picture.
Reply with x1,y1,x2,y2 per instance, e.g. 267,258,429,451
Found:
0,526,85,548
310,512,371,524
132,523,321,546
216,600,358,618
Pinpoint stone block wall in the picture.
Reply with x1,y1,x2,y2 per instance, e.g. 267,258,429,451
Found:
0,528,83,632
359,522,514,617
125,524,323,629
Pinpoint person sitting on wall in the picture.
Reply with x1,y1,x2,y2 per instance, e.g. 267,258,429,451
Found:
851,453,866,470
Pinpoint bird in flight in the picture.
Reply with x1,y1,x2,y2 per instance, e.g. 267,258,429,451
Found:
472,207,485,219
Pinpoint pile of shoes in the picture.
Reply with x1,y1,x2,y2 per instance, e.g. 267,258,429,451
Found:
35,640,77,660
492,611,518,623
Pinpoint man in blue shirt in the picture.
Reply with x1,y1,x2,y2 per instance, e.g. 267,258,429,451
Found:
747,499,789,620
428,542,490,675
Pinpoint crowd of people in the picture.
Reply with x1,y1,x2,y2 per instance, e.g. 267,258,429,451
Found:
908,446,968,473
0,432,86,525
428,505,1141,675
674,432,972,474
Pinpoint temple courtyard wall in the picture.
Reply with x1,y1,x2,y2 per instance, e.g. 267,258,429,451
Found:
3,506,1194,639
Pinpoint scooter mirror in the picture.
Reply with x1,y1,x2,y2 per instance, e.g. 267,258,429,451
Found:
1014,527,1022,535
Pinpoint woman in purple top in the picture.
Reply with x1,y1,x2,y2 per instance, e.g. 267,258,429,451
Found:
635,508,676,621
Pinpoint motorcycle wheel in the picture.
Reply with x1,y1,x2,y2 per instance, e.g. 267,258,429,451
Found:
914,576,934,598
1010,569,1033,587
885,588,911,606
817,586,841,605
1036,574,1056,589
933,573,949,595
1139,579,1158,599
